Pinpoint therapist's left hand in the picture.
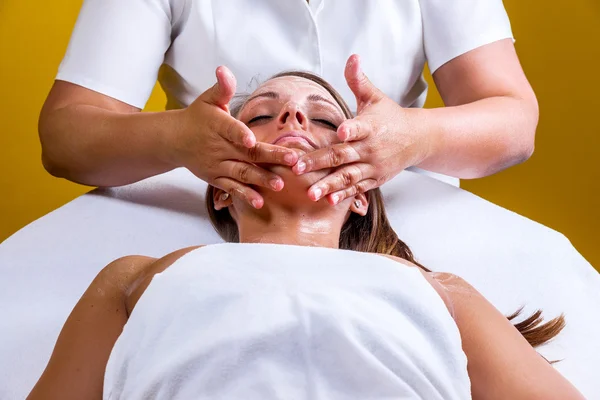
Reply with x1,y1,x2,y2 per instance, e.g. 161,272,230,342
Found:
292,54,432,204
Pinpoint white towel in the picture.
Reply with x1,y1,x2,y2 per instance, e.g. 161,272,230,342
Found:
103,243,471,399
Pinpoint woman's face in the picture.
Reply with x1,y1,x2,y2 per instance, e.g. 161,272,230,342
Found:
236,76,347,195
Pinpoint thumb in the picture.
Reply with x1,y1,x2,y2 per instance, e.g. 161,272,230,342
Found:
204,66,237,111
344,54,383,110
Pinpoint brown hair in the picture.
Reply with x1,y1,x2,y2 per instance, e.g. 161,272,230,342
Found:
205,70,565,356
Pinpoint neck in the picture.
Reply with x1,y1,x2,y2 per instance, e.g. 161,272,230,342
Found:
236,203,347,249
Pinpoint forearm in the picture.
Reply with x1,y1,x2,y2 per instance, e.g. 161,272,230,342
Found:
40,104,185,187
413,95,538,179
439,274,584,400
27,256,155,400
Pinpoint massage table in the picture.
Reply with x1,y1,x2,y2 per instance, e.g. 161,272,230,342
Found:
1,168,598,399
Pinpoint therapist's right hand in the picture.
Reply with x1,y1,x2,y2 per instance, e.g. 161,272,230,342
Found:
173,66,298,209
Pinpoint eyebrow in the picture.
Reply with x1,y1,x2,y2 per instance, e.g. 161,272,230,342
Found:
244,91,340,110
307,93,338,108
246,91,279,104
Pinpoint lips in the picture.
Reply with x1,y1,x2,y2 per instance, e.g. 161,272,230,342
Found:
271,132,317,150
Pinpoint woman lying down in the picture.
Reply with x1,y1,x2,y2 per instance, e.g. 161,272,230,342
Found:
28,72,584,400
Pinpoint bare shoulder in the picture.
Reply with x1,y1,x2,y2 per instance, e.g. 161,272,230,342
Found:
92,246,205,314
124,245,205,312
379,253,419,268
379,253,471,289
100,246,203,282
377,253,475,315
91,255,156,297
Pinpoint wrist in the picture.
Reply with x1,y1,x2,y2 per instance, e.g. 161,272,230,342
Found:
406,107,443,167
154,108,189,169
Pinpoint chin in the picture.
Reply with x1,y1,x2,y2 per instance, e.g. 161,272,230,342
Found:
257,165,331,205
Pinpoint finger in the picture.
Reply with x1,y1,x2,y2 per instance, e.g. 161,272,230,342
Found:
306,163,374,201
327,178,379,205
220,116,257,148
221,160,285,192
213,176,264,209
293,143,361,175
234,141,298,166
344,54,383,110
337,118,371,142
203,66,237,110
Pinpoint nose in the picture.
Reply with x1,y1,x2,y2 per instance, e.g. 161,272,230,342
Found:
277,102,307,129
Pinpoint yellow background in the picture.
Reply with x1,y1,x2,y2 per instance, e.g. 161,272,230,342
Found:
0,1,598,268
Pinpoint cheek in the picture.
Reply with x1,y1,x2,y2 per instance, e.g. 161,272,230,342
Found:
247,118,281,142
309,125,343,146
248,125,270,142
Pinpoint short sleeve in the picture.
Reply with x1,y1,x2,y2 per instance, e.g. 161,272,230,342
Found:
56,0,174,108
419,0,514,74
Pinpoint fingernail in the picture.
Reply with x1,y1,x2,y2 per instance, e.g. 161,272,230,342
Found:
297,161,306,173
332,194,339,204
284,153,295,164
312,188,322,200
252,199,261,209
341,126,350,141
269,178,281,190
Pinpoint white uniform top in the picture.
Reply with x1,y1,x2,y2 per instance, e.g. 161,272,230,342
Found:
56,0,514,186
103,243,471,399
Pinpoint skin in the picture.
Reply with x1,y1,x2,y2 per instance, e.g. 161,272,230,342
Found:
295,42,539,206
39,40,538,209
28,78,584,400
38,66,298,190
214,76,368,246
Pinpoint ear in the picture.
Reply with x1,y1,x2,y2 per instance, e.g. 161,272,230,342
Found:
350,192,369,216
213,188,233,210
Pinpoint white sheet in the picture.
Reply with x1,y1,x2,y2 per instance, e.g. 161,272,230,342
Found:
104,243,471,399
1,168,598,399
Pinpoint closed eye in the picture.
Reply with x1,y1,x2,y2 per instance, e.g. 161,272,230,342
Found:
313,119,338,130
248,115,272,124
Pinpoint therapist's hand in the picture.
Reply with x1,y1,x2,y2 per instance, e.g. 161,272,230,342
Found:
293,55,432,204
172,66,298,209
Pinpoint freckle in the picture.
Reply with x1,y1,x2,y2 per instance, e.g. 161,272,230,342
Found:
90,304,94,308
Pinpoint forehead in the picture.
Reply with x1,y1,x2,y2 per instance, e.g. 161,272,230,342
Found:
254,76,335,100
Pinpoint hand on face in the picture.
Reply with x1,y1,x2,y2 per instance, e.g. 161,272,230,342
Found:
290,55,430,206
176,66,300,210
230,76,347,205
212,72,369,216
